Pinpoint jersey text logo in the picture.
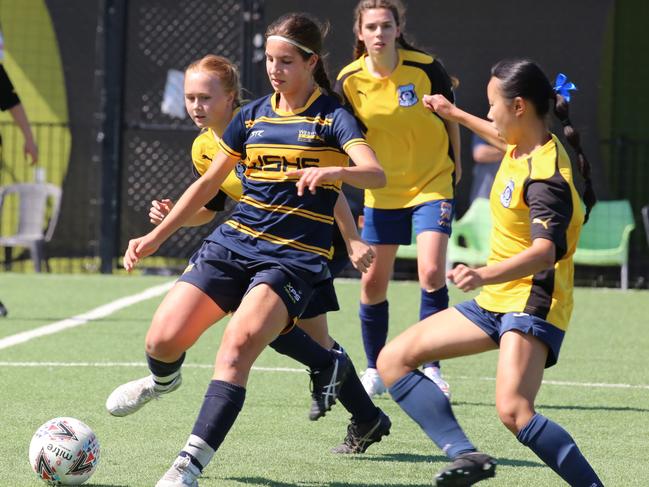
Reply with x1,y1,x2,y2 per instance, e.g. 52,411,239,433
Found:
297,129,324,143
250,130,265,138
253,154,319,172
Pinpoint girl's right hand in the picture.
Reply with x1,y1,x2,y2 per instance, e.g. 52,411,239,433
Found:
149,199,174,225
123,234,161,272
422,94,456,121
347,238,375,274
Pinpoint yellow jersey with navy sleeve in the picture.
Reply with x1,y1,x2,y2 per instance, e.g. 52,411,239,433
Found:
191,127,243,211
475,134,584,331
213,88,368,273
336,48,455,209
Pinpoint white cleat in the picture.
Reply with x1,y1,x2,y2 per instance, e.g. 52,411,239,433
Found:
423,366,451,399
156,455,200,487
105,374,181,417
360,367,387,397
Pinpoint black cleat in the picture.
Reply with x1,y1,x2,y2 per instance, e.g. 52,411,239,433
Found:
435,452,496,486
308,350,351,421
332,409,391,454
0,301,7,317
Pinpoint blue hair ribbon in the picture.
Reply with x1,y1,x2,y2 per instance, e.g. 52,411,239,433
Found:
553,73,577,102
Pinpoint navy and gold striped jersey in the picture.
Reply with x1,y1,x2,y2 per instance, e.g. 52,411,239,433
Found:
475,134,584,331
336,49,455,209
211,88,368,272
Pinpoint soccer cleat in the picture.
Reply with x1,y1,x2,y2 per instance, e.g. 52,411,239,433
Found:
106,374,182,417
434,452,496,486
156,455,200,487
423,365,451,399
331,409,392,454
0,300,7,317
308,350,352,421
360,367,387,397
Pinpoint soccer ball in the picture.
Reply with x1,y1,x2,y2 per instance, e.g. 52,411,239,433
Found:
28,417,100,485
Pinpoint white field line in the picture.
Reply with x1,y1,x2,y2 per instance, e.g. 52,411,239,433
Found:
0,281,174,351
0,361,647,391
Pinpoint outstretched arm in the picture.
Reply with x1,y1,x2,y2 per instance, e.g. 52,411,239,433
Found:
286,144,386,196
423,94,506,152
448,238,555,292
123,150,237,270
149,198,216,227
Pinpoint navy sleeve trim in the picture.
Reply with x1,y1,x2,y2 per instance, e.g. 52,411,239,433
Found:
0,65,20,111
191,162,227,212
523,175,573,261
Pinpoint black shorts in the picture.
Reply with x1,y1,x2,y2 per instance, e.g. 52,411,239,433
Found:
300,252,349,319
179,240,326,323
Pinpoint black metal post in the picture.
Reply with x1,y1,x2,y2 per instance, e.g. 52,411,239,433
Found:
97,0,127,273
241,0,265,98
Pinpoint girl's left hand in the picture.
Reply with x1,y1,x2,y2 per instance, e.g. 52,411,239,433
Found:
286,167,342,196
447,264,483,292
347,238,375,273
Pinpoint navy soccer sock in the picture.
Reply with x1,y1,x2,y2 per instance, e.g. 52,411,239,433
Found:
268,326,333,370
420,286,448,369
180,380,246,471
359,300,389,369
517,413,603,486
336,350,379,423
146,352,185,391
389,370,475,458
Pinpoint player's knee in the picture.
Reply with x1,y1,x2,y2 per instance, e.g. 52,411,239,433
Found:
361,279,388,302
496,396,532,434
216,328,253,371
419,265,445,290
377,342,407,387
145,316,185,359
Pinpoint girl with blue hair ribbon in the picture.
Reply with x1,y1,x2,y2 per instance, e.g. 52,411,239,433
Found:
377,59,602,486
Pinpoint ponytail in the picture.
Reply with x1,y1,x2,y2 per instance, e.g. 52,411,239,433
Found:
313,57,341,103
553,93,597,223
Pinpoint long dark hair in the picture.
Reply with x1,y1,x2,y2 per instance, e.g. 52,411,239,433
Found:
265,13,340,103
352,0,421,59
491,59,596,223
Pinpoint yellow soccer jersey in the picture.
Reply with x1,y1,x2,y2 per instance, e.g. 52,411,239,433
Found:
475,134,584,331
336,49,455,209
191,127,243,208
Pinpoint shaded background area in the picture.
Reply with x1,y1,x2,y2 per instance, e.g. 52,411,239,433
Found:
0,0,647,286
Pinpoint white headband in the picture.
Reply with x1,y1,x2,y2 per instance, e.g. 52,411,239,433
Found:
267,35,315,55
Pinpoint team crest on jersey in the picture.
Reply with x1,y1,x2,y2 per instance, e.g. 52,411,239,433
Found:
397,83,418,107
500,178,515,208
234,161,246,180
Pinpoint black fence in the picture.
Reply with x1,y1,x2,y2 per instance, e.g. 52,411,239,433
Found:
1,0,648,287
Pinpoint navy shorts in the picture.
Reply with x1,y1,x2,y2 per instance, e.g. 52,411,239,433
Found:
455,299,565,368
300,252,348,320
362,199,454,245
179,240,325,323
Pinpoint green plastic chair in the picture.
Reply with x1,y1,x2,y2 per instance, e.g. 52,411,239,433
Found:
573,200,635,289
395,198,493,267
447,198,492,267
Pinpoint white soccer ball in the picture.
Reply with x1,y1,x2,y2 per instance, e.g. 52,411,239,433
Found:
28,417,100,485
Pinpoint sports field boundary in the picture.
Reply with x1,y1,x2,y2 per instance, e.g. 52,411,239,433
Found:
1,360,647,391
0,281,174,351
